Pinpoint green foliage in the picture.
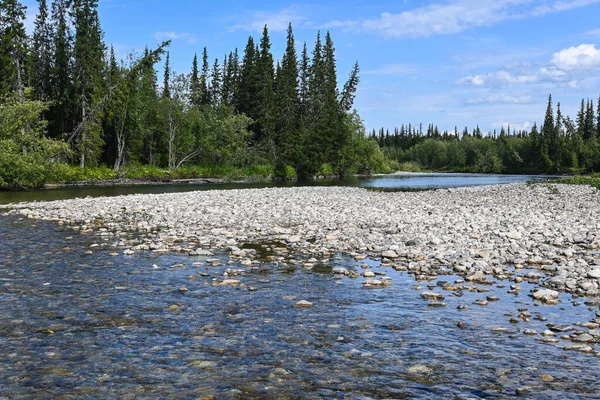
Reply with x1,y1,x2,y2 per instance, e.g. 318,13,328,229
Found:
396,161,424,172
48,164,116,182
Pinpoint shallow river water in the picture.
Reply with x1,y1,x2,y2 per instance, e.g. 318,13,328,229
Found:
1,212,599,399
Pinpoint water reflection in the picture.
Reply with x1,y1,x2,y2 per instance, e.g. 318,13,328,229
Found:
0,215,598,399
0,173,549,204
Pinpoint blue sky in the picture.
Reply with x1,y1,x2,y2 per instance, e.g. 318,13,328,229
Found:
23,0,600,133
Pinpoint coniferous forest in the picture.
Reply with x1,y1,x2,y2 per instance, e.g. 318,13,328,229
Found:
1,0,600,189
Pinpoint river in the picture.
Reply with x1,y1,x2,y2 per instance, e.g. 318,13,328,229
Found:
1,174,597,399
0,173,547,204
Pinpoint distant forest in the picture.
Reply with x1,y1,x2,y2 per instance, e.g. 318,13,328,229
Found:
375,95,600,174
1,0,599,189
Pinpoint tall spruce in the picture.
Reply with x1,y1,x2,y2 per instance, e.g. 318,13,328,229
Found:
71,0,106,167
340,61,360,112
322,32,346,174
221,51,235,105
236,36,258,119
31,0,53,101
596,95,600,138
200,47,209,105
49,0,72,138
209,58,221,104
255,25,276,145
0,0,27,99
162,52,171,98
274,23,299,173
298,31,326,177
190,53,201,107
584,99,595,140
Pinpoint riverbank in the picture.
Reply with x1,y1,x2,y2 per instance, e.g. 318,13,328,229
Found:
4,183,600,298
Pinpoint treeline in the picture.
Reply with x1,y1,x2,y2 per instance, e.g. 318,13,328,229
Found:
377,95,600,174
0,0,388,188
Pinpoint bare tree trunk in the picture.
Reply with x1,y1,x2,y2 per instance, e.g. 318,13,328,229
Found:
15,56,23,102
168,103,176,170
80,93,87,168
113,107,128,172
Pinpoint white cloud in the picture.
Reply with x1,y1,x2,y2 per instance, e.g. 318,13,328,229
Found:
492,121,532,131
228,7,306,33
325,0,600,38
154,31,197,44
459,62,572,87
550,43,600,70
466,94,534,105
363,64,417,76
584,28,600,37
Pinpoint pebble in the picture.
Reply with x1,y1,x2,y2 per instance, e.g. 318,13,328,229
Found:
295,300,313,308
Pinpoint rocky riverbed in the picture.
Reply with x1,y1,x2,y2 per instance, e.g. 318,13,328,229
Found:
2,182,600,397
3,183,599,299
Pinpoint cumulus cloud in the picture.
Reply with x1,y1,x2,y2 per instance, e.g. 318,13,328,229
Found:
324,0,600,38
457,42,600,89
492,121,533,131
228,7,306,32
154,31,197,44
363,64,418,76
550,43,600,70
459,67,569,87
466,94,534,105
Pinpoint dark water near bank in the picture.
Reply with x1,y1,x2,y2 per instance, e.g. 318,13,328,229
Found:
0,173,548,204
1,215,599,399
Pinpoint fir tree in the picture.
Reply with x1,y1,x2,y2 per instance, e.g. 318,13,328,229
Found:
190,53,201,107
255,25,276,144
0,0,27,99
49,0,72,138
209,58,221,104
584,99,595,140
162,52,170,98
235,36,256,117
597,95,600,138
339,61,360,112
31,0,53,102
274,23,299,173
200,47,209,105
71,0,106,167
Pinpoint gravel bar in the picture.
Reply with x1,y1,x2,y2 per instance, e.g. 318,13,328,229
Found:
3,183,600,297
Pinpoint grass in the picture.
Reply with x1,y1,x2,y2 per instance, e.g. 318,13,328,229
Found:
528,173,600,190
119,163,277,182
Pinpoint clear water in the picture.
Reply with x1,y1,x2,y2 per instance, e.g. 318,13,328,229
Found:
1,215,598,399
0,173,549,204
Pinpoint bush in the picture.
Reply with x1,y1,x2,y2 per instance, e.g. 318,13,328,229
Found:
397,161,423,172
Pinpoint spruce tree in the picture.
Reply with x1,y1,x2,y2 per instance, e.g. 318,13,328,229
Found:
209,58,221,104
71,0,106,167
596,95,600,138
221,51,235,105
190,53,201,107
31,0,53,102
255,25,276,145
0,0,27,99
274,23,299,173
200,47,209,105
584,99,595,141
576,99,585,138
49,0,72,138
162,52,171,98
299,42,309,110
321,32,346,175
340,61,360,112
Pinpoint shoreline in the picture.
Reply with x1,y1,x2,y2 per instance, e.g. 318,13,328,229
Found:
4,183,599,297
0,170,572,192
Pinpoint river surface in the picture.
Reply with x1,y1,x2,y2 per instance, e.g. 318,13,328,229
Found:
0,173,548,204
2,173,598,399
